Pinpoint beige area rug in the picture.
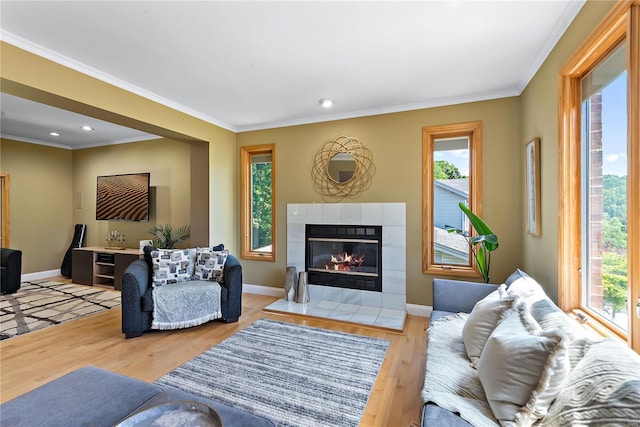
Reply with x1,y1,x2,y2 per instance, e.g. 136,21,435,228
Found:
0,280,120,340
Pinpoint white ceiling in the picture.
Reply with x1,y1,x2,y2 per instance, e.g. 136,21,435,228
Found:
0,1,585,149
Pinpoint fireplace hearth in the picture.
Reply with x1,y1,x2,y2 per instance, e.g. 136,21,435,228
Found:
306,224,382,292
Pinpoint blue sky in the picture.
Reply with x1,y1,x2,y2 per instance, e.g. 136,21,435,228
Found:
434,148,469,176
601,71,627,177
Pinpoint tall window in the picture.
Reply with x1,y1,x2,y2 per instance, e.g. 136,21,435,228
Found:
423,121,483,278
241,144,275,261
559,3,639,351
582,43,628,331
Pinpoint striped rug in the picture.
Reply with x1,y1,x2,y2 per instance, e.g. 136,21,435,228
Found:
155,318,390,427
0,280,121,340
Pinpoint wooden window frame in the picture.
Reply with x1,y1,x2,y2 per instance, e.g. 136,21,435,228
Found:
240,144,276,262
422,121,483,278
558,1,639,351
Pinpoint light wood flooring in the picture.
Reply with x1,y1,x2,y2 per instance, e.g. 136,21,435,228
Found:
0,277,429,427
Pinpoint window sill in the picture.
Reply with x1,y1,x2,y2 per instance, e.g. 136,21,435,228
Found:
569,308,628,344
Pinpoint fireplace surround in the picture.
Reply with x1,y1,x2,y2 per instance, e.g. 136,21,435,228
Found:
286,203,406,313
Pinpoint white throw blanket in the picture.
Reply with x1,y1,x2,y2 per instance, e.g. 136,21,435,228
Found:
152,281,222,330
421,313,500,427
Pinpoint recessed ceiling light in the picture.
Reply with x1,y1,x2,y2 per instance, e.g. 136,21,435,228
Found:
81,125,94,131
49,132,61,137
319,98,333,108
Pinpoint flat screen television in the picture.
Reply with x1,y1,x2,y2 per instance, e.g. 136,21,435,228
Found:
96,172,150,221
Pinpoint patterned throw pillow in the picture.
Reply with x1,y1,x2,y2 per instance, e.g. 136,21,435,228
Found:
193,248,229,282
149,248,196,287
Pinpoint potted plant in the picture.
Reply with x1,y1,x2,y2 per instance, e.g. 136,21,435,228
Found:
448,202,499,283
147,224,191,249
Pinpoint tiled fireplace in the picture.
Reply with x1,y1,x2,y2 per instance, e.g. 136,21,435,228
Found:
265,203,406,330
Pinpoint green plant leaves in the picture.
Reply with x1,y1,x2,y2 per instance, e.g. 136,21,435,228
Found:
458,202,499,283
147,224,191,249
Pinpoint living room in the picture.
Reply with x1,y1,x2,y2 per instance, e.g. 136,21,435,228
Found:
1,1,639,426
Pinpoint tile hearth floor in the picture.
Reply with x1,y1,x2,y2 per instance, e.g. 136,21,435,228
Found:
264,298,406,331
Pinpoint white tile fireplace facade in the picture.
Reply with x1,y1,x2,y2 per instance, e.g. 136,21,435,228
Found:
286,203,406,311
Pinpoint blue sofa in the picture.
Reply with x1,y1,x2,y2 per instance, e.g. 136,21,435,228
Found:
121,251,243,338
421,274,640,426
0,366,274,426
422,278,497,427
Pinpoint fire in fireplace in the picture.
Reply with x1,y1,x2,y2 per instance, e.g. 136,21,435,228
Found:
305,224,382,292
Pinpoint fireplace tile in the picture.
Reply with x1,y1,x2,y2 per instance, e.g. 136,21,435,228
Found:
286,243,305,269
287,223,305,243
382,203,406,226
340,288,362,305
306,306,335,317
328,310,356,322
360,291,383,308
287,204,306,223
382,270,406,295
306,204,323,224
316,300,340,310
374,315,405,330
383,247,406,271
351,312,379,324
383,225,406,248
308,284,323,300
382,293,405,310
321,204,341,224
323,286,344,302
341,203,362,224
286,203,406,328
263,298,405,331
361,203,382,225
335,303,360,313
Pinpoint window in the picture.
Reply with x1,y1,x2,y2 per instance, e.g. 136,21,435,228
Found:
241,144,275,261
422,121,483,278
559,3,639,351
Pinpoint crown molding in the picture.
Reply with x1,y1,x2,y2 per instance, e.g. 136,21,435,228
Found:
0,30,237,133
236,89,519,132
516,0,586,92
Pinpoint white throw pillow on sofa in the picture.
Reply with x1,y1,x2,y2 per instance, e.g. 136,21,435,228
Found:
477,301,571,427
462,284,515,366
506,269,547,304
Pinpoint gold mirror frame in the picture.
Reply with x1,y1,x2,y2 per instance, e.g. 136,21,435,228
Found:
311,136,374,200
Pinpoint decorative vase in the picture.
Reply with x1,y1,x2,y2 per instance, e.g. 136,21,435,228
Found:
296,272,310,304
284,266,297,301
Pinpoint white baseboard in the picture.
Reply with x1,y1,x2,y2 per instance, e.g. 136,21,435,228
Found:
242,283,284,297
22,269,61,282
243,283,433,318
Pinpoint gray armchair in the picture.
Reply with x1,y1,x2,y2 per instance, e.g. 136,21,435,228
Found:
1,248,22,294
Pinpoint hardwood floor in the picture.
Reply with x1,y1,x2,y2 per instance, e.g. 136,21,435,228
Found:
0,277,428,427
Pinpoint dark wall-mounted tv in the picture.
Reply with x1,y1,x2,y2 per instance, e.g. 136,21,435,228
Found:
96,173,150,221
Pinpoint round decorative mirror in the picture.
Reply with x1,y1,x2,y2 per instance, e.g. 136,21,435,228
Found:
311,136,374,200
328,152,357,183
